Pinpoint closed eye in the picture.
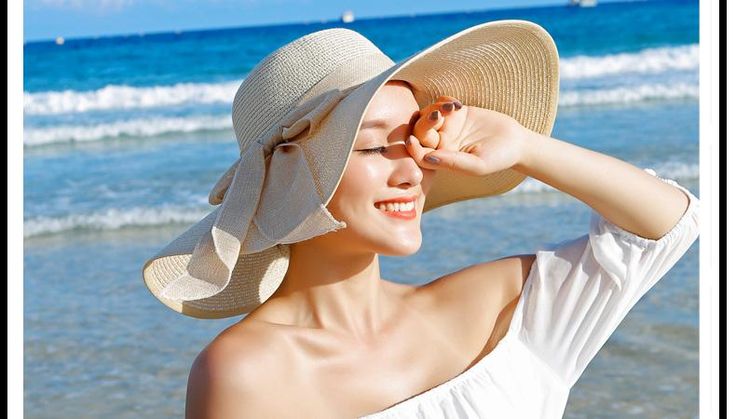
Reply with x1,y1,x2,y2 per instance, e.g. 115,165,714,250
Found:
357,146,388,155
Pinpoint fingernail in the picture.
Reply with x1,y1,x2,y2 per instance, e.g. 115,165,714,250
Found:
424,155,440,164
441,103,454,112
405,136,412,146
453,100,462,110
409,111,420,126
429,110,439,121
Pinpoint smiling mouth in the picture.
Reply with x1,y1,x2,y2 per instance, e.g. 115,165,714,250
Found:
373,200,417,220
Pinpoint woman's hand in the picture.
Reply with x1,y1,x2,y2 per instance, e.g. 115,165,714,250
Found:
405,96,534,176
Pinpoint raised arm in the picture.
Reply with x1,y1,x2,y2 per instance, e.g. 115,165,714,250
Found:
514,132,689,240
407,97,699,388
405,98,690,238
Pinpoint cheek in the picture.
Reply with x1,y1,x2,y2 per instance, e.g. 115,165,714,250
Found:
421,168,436,189
328,159,384,214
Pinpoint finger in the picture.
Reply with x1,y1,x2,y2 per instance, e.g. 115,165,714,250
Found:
436,95,460,103
421,148,490,176
436,96,463,111
423,128,441,149
404,135,425,162
407,110,421,128
437,101,456,115
413,110,443,148
405,135,441,170
413,98,462,139
418,98,461,118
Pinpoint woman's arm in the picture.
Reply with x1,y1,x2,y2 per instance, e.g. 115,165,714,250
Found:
407,99,691,240
514,132,690,240
408,101,699,387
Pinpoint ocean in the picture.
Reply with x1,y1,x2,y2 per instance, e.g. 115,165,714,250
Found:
23,0,700,417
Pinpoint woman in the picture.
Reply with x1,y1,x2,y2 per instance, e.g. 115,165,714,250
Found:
143,22,699,418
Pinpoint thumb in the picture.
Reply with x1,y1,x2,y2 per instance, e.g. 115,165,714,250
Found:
422,149,490,176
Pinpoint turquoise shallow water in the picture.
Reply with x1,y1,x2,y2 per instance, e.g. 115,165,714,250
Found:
24,1,700,417
24,173,699,418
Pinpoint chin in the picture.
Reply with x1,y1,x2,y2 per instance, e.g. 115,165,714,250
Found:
377,233,423,257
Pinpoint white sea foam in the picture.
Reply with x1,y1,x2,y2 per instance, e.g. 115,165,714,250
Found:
24,80,699,146
505,178,558,195
24,115,232,146
649,161,700,181
24,45,698,116
24,206,208,238
559,44,698,80
24,80,241,115
505,162,699,197
558,82,698,107
26,162,698,237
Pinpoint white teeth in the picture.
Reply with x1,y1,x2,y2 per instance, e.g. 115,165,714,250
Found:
377,200,415,212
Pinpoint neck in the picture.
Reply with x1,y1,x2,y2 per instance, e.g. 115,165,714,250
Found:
269,240,401,342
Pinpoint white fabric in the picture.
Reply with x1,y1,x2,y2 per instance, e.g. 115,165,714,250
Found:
360,176,699,419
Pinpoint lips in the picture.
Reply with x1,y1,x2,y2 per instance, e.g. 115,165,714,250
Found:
378,206,417,220
373,196,418,220
374,195,418,206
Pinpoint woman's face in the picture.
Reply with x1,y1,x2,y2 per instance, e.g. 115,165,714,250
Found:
324,81,436,256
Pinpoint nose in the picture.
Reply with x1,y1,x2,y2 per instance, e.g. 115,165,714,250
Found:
388,144,425,188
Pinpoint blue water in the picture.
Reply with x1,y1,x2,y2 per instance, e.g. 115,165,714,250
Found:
23,0,697,93
23,1,700,418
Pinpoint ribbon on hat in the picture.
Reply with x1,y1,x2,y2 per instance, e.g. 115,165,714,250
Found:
161,87,355,301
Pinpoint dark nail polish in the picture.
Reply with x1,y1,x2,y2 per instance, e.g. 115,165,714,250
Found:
424,155,440,164
441,103,454,112
453,100,462,110
429,110,439,121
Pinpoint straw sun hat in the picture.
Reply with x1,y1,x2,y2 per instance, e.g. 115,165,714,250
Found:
142,20,560,319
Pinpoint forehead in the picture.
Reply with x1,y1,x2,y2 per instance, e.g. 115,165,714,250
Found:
360,81,418,129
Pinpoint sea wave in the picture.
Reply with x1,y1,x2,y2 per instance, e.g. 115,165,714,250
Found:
24,81,240,115
24,81,699,146
649,161,700,181
506,162,699,196
24,45,698,116
558,82,698,107
559,44,698,80
24,206,208,238
24,115,232,146
24,163,697,237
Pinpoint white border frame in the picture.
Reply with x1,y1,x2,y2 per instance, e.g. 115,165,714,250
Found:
9,1,721,418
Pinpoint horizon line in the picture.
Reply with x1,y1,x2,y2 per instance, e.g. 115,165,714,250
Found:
23,0,637,45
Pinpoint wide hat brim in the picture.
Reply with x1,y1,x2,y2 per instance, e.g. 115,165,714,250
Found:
143,20,559,319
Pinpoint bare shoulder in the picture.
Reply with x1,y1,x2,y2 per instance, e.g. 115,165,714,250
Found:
416,254,537,316
185,321,285,419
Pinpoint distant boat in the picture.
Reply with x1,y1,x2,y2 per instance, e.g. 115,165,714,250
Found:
55,37,64,45
341,10,355,23
568,0,597,6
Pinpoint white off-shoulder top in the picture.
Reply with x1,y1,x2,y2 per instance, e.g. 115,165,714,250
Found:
359,174,700,419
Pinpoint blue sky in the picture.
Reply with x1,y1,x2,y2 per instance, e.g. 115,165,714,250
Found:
24,0,584,42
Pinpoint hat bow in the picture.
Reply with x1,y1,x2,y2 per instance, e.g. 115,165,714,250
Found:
161,87,354,301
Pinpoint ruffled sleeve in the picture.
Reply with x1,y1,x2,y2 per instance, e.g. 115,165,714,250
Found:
515,170,699,388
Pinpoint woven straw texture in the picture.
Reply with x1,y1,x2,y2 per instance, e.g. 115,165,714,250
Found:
143,20,559,318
